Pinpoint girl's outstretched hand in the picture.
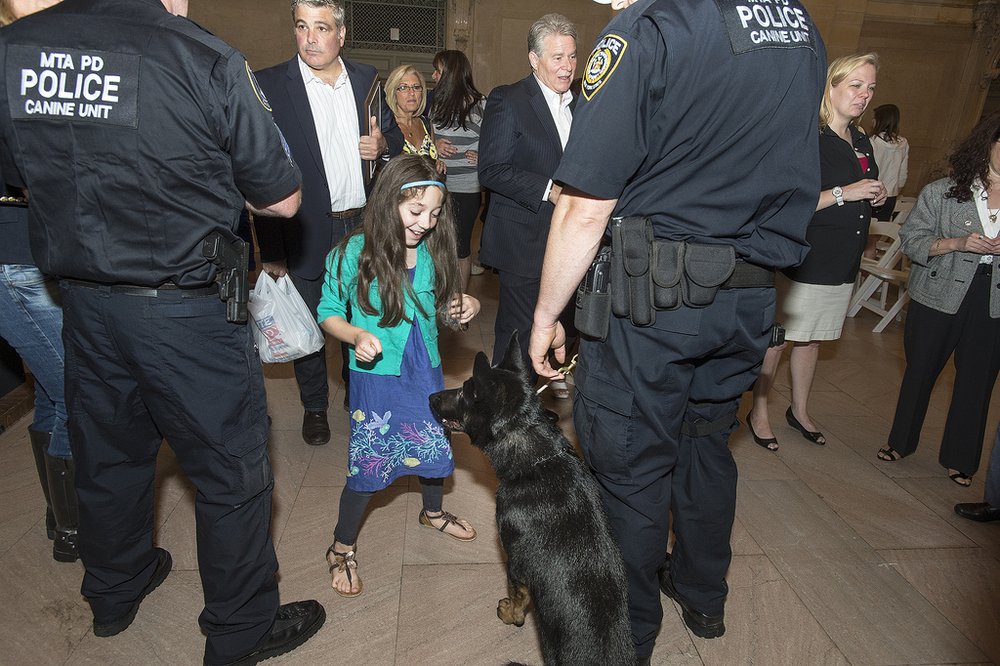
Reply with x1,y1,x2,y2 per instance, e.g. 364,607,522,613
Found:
450,294,480,324
353,330,383,362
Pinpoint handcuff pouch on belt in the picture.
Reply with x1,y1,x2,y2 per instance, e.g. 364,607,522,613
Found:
576,216,740,336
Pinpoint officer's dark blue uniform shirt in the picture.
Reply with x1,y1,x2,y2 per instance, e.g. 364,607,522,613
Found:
0,0,300,287
554,0,827,270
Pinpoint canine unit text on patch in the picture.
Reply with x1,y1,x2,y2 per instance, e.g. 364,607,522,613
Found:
7,45,139,126
714,0,817,54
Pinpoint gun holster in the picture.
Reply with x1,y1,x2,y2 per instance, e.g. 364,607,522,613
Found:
202,231,249,323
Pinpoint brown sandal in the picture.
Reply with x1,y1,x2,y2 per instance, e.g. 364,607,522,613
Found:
418,510,477,542
326,545,363,598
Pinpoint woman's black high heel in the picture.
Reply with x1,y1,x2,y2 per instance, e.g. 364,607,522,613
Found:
746,410,779,452
785,407,826,445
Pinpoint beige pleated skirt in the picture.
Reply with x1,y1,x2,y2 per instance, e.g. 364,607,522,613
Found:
776,273,855,342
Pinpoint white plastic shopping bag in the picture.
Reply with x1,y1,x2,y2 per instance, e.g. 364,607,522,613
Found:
248,273,325,363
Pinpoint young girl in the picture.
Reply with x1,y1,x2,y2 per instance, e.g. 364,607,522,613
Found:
317,154,480,598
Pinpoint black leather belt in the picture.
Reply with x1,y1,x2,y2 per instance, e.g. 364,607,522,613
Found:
721,261,774,289
327,207,364,220
66,279,219,298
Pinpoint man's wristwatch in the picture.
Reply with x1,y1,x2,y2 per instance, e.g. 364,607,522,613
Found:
832,186,844,206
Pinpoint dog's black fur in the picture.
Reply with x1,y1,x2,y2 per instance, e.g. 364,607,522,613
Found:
429,333,634,666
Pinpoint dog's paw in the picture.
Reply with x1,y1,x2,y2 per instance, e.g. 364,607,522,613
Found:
497,597,525,626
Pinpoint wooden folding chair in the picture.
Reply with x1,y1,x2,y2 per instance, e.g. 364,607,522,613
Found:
848,220,910,333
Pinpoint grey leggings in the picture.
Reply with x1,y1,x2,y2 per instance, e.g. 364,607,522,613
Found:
333,477,444,545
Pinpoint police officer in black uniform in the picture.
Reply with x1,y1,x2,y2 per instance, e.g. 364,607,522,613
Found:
0,1,325,664
529,0,826,661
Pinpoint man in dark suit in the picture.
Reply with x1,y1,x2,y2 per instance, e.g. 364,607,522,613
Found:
478,13,577,376
254,0,403,446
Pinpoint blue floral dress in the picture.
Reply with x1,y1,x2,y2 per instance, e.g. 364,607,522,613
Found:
345,270,452,491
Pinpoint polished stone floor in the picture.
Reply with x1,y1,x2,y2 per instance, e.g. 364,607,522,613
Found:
0,269,998,666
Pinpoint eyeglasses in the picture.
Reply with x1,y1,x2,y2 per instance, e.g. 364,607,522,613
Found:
396,84,423,93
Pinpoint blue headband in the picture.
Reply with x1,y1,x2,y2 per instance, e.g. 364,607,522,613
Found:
400,180,446,192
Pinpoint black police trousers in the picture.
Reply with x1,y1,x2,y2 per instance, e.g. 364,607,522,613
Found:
60,282,278,664
573,285,774,657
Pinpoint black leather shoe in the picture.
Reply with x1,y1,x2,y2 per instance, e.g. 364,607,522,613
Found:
93,548,172,637
208,600,326,666
954,502,1000,522
302,411,330,446
657,554,725,639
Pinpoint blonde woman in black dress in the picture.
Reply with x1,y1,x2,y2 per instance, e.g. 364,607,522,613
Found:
748,53,886,451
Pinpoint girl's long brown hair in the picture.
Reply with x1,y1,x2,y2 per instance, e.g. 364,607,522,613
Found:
335,154,459,328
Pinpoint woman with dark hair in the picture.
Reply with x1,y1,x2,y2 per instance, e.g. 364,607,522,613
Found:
877,111,1000,486
870,103,909,221
430,49,485,290
748,53,886,451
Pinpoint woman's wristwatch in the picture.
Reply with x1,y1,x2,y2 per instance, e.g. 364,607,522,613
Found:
832,186,844,206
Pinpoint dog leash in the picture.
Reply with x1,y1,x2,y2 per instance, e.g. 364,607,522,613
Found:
536,354,579,395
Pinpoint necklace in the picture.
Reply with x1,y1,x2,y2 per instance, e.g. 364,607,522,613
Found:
980,187,999,223
399,117,420,140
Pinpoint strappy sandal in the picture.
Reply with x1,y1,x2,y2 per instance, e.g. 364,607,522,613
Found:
418,509,477,542
949,471,972,487
326,545,363,598
877,447,903,462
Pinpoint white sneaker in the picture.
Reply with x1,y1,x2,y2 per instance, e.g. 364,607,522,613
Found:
470,263,485,276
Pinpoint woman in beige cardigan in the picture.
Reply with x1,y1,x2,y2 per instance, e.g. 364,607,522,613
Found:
878,111,1000,486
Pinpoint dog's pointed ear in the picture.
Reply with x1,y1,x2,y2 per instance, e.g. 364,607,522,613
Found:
500,331,526,374
473,351,491,377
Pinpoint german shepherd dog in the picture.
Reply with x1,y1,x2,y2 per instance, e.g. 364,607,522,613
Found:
428,334,635,665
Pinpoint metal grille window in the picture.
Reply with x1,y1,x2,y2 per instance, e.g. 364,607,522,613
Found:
344,0,447,54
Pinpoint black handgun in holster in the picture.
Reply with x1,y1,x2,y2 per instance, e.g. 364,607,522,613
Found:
575,244,613,340
202,231,249,323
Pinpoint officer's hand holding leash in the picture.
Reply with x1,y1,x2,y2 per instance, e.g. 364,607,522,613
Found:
537,354,577,395
529,320,568,380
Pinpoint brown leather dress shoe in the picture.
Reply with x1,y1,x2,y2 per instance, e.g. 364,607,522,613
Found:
954,502,1000,522
302,411,330,446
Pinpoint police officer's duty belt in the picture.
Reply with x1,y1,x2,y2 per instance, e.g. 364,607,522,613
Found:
65,279,219,298
575,216,775,339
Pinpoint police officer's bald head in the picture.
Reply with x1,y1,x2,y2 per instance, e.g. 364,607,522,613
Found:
591,0,639,7
0,0,60,26
160,0,188,16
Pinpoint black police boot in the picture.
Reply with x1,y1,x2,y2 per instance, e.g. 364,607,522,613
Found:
657,553,725,639
45,452,79,563
28,428,55,540
205,600,326,666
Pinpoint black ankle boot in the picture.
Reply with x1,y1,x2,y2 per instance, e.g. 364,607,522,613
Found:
28,429,56,540
44,453,79,563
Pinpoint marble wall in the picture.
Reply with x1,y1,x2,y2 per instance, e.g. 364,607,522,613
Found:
190,0,1000,196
